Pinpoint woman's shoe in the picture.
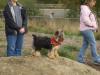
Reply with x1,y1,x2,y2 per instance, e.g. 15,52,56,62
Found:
93,58,100,65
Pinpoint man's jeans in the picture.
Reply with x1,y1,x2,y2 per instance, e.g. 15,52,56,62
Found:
78,30,100,63
6,34,24,56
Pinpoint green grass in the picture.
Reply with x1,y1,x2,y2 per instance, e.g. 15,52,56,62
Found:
59,45,80,60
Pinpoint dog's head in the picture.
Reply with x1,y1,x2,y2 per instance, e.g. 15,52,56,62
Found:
54,29,64,42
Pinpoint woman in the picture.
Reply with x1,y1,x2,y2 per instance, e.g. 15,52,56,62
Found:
3,0,28,56
78,0,100,64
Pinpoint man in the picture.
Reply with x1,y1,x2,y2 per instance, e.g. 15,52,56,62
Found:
3,0,28,56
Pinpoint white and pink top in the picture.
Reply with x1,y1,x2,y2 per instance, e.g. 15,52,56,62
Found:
80,5,98,31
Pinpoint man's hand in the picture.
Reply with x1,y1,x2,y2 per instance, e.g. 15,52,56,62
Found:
19,27,25,33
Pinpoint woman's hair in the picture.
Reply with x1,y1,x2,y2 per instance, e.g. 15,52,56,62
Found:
80,0,96,5
8,0,11,2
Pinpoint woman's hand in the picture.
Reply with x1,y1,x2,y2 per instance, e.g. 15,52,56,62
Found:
96,29,98,32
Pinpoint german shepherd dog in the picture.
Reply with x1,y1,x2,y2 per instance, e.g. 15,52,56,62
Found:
32,30,64,59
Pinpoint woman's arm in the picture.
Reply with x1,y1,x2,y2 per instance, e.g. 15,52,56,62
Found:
81,6,93,27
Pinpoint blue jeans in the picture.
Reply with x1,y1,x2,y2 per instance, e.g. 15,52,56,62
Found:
6,34,24,56
78,30,100,63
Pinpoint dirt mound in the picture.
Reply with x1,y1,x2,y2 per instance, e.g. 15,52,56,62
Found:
0,56,100,75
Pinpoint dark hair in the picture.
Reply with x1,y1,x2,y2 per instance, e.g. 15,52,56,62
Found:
80,0,85,5
55,31,59,36
80,0,96,5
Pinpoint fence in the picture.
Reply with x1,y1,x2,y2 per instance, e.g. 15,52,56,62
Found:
34,4,65,9
0,9,79,18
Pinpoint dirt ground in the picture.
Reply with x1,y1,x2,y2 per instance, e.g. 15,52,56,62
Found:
0,56,100,75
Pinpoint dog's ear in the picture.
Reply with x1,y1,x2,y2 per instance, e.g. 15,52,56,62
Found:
60,29,64,35
59,29,64,32
61,30,64,32
55,31,59,36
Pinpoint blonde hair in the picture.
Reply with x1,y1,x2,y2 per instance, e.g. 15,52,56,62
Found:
86,0,96,3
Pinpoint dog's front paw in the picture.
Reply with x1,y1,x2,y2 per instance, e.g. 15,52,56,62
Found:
31,50,36,56
35,51,41,57
48,55,55,59
48,53,55,59
55,53,59,58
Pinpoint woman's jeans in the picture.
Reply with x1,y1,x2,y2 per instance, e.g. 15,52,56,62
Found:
6,34,24,56
78,30,99,63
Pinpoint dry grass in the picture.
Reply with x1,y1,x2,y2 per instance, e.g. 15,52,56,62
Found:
28,18,80,35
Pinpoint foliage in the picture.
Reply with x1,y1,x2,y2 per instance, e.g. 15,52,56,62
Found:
0,0,6,9
65,9,79,18
0,0,100,17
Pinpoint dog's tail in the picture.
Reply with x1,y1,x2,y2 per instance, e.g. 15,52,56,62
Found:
32,34,37,49
32,34,37,40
